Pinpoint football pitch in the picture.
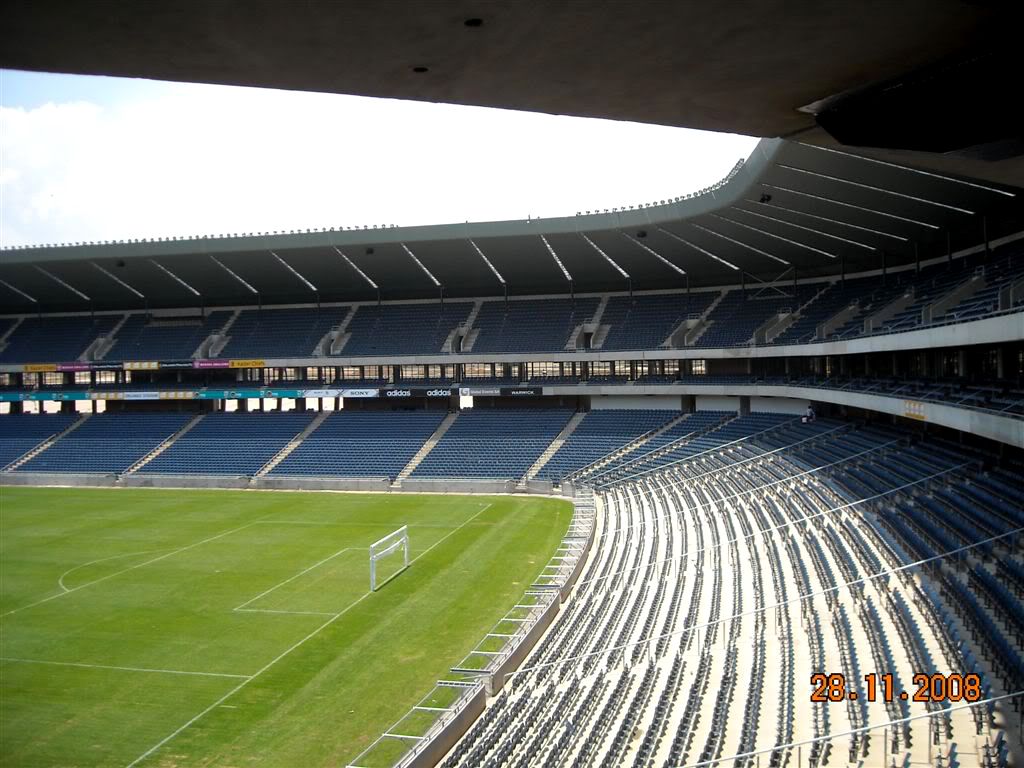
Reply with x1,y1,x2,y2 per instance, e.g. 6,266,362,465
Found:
0,486,572,767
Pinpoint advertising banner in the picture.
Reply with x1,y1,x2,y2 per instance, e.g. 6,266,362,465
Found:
56,363,91,372
300,388,344,399
90,362,124,371
229,359,266,369
123,361,160,371
340,389,379,399
459,387,501,397
159,360,197,370
501,386,543,397
193,360,231,369
22,364,57,373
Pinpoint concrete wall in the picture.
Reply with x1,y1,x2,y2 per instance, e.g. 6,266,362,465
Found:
0,472,117,487
254,476,391,492
405,685,487,768
696,395,740,411
590,394,682,410
399,478,515,494
749,396,809,414
121,474,251,489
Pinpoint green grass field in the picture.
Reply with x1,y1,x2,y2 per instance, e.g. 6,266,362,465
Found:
0,486,571,767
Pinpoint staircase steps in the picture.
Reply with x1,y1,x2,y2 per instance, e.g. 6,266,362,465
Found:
123,413,205,475
84,313,130,361
394,411,459,483
525,411,586,480
323,306,358,355
254,410,331,477
3,414,91,471
198,309,242,358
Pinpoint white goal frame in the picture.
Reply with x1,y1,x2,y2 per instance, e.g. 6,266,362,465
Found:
369,525,409,591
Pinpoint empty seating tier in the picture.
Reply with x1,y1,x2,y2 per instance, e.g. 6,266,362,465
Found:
139,411,315,476
0,412,79,468
412,408,574,478
271,409,445,478
339,302,472,356
20,413,191,473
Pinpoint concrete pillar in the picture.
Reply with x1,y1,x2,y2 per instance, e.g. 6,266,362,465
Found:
996,348,1005,379
739,396,750,416
10,400,24,414
957,350,966,379
61,400,75,414
296,397,307,411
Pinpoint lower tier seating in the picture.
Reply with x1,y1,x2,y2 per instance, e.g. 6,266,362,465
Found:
140,411,315,476
271,409,446,478
412,408,574,479
20,413,192,473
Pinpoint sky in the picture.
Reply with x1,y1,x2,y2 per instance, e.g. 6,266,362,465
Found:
0,69,759,248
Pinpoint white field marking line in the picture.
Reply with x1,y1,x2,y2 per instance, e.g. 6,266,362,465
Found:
408,503,492,566
125,589,377,768
0,657,250,680
234,608,336,617
234,547,355,610
57,549,165,593
124,501,495,768
1,520,261,619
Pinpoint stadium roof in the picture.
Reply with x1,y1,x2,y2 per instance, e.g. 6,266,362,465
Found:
3,0,1022,185
2,139,1021,312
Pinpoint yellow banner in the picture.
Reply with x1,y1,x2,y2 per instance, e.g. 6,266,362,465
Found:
23,364,57,373
903,400,926,421
229,359,266,369
123,361,159,370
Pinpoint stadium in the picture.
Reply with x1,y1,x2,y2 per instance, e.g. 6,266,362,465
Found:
1,2,1022,767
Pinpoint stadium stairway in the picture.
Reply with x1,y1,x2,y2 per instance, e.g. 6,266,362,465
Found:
446,300,484,353
394,411,460,484
570,410,696,479
678,289,726,346
3,413,89,471
86,314,130,360
198,309,241,358
254,410,331,476
524,411,587,480
122,413,207,475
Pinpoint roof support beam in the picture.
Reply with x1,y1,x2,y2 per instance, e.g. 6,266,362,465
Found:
33,265,90,301
743,198,908,242
777,164,976,214
688,223,789,266
798,143,1016,197
150,259,200,297
711,213,838,259
333,246,379,292
399,243,441,290
539,235,573,286
91,261,145,300
761,183,941,229
620,232,687,277
468,239,506,288
733,206,877,251
580,234,630,280
269,251,317,293
0,278,36,304
655,227,740,271
210,255,258,295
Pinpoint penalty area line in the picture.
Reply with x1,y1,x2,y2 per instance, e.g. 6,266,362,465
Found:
0,657,250,680
124,502,495,768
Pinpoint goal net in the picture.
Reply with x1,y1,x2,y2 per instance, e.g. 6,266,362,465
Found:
369,525,409,591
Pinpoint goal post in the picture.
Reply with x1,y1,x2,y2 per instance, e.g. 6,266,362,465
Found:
369,525,409,591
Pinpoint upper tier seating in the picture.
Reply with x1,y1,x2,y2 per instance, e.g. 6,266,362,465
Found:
535,409,679,480
0,412,79,468
412,408,573,478
340,302,473,356
217,307,348,358
271,409,446,478
772,276,876,345
103,311,233,361
0,315,122,363
599,293,719,350
20,412,191,473
140,411,315,475
470,298,600,353
695,289,813,347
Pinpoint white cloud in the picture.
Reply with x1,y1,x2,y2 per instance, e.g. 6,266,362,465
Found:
0,80,759,247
